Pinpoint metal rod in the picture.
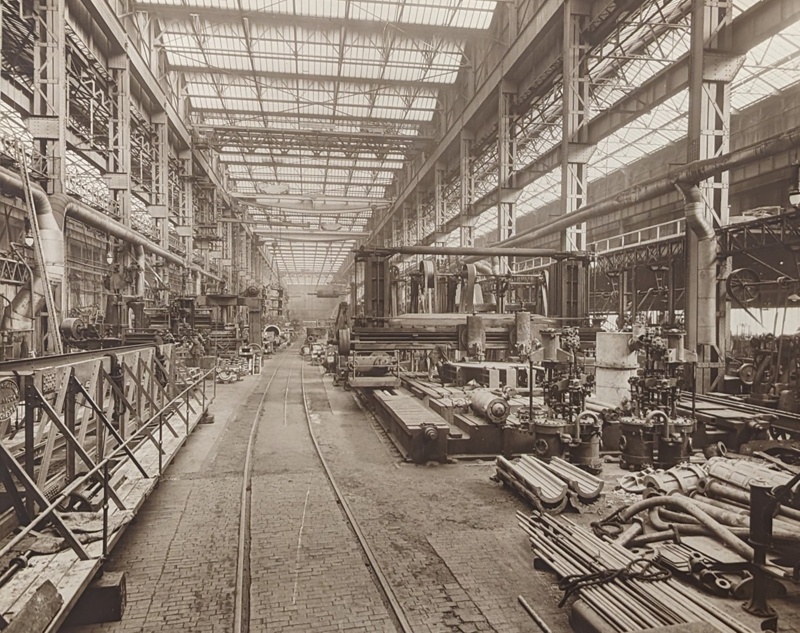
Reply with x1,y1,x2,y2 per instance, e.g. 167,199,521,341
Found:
517,596,554,633
358,245,587,259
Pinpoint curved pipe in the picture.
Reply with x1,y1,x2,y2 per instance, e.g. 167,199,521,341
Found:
615,495,753,560
0,167,221,281
678,184,718,353
680,184,714,240
0,169,63,331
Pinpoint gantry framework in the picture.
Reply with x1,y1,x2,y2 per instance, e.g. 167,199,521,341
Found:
1,0,798,291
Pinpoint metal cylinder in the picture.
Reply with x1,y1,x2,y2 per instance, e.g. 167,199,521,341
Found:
656,417,694,469
705,456,793,491
532,419,568,461
465,315,486,358
571,412,603,474
470,389,509,424
540,329,560,361
594,332,639,406
514,311,532,354
619,418,656,470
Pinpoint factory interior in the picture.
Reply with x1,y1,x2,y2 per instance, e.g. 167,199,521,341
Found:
1,0,800,631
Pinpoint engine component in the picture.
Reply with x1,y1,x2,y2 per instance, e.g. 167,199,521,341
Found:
470,389,510,424
619,416,657,471
465,314,486,360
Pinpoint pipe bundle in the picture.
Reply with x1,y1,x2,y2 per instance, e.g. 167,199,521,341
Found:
518,511,756,633
495,455,603,514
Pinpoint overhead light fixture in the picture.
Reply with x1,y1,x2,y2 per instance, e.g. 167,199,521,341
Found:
789,188,800,209
106,249,115,265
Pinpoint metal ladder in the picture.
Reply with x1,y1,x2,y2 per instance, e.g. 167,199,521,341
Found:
17,146,63,355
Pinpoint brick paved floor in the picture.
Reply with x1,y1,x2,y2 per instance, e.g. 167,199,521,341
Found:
64,352,394,633
305,369,557,633
64,354,800,633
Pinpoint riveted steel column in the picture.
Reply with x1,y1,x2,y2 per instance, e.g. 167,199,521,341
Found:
149,113,169,250
29,0,67,194
178,149,193,264
561,0,594,253
460,130,476,248
497,81,518,244
107,53,132,226
402,202,411,248
687,0,742,391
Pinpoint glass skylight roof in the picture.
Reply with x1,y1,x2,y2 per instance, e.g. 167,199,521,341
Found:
143,0,499,283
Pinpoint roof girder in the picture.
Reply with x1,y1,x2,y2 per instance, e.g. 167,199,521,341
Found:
134,3,492,43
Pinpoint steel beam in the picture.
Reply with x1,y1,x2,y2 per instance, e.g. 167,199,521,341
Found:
561,0,593,252
170,65,453,89
359,245,586,259
135,3,492,42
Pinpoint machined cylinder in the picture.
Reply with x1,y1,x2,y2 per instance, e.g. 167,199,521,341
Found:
540,329,560,361
470,389,510,424
465,315,486,357
514,311,532,354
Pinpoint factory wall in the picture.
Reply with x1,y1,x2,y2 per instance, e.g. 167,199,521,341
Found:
286,285,341,324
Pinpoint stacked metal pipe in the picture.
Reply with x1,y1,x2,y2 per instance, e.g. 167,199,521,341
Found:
496,455,603,513
518,511,756,633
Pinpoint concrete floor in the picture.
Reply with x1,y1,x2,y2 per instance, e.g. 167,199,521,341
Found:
63,349,799,633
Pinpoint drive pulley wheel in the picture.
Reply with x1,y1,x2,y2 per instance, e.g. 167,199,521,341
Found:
338,328,351,356
420,260,436,291
725,268,761,306
738,363,756,386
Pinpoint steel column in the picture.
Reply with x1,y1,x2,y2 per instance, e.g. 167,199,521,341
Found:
29,0,67,194
460,130,476,248
107,53,132,226
686,0,741,391
561,0,594,252
149,113,170,253
434,161,447,237
498,81,518,244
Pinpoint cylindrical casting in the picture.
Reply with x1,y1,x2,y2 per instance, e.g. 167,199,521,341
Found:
470,389,510,424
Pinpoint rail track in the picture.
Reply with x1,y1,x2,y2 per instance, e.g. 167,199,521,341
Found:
678,392,800,438
232,348,412,633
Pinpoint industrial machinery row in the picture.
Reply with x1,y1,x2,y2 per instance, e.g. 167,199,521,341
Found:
307,244,794,470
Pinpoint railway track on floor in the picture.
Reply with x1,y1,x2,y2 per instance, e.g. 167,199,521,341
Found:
678,392,800,437
233,349,413,633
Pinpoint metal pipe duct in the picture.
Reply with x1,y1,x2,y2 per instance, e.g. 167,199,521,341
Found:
0,167,221,281
363,245,586,258
679,184,717,353
0,168,63,331
488,125,800,250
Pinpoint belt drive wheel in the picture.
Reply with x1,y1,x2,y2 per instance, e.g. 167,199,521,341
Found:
460,263,477,313
338,328,351,356
738,362,756,386
420,260,436,291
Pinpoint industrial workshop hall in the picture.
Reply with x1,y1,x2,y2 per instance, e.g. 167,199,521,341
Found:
0,0,799,632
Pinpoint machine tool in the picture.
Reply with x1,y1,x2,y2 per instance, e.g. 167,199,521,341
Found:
619,326,695,469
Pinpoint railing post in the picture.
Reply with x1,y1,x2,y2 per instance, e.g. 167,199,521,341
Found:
22,374,35,519
158,413,163,476
102,460,109,559
65,373,76,482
